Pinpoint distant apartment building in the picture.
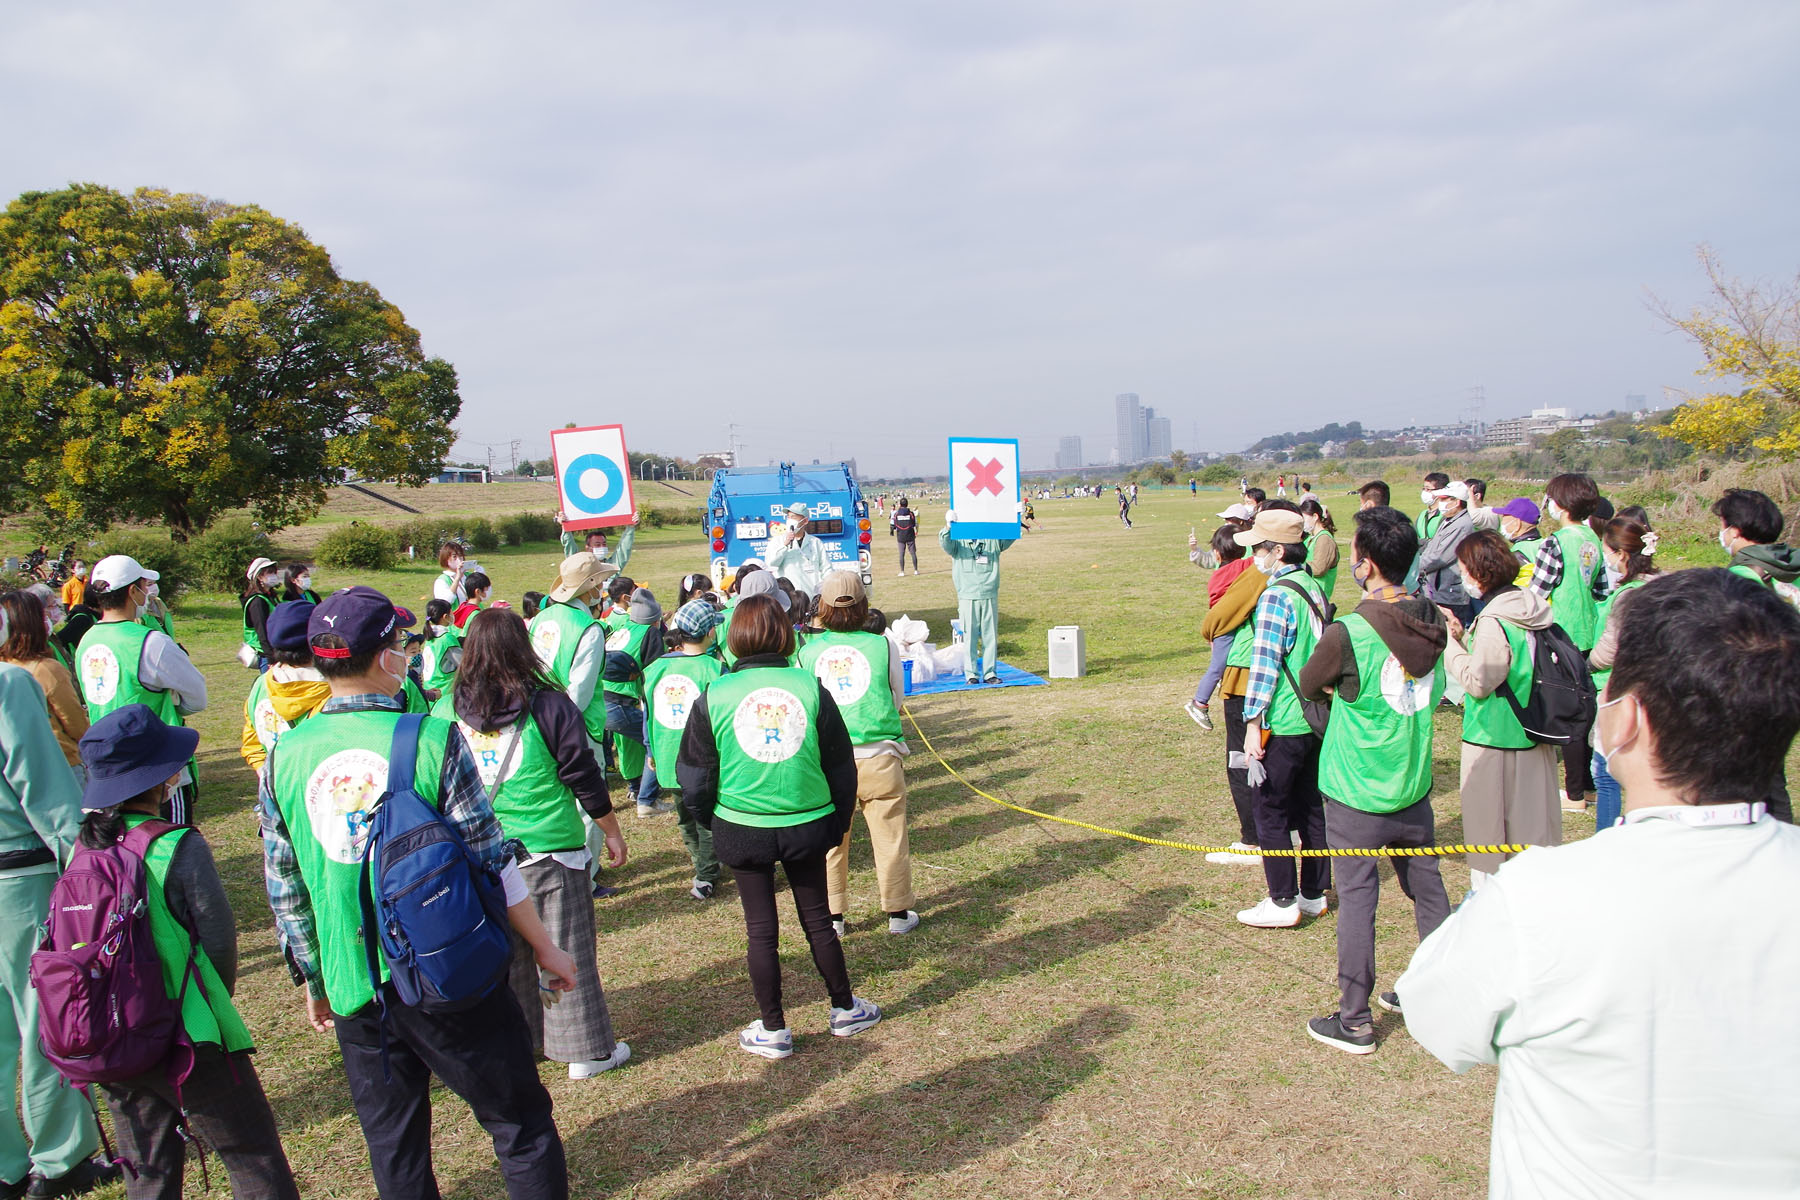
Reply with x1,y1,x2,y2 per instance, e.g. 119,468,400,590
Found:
1145,407,1173,461
1114,393,1146,463
1056,436,1084,470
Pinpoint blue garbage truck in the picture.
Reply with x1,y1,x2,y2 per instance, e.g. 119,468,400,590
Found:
704,462,873,587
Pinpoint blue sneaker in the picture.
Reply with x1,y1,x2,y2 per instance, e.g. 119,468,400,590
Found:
829,996,882,1037
739,1021,793,1059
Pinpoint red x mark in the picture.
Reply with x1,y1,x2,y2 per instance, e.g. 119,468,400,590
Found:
965,457,1005,497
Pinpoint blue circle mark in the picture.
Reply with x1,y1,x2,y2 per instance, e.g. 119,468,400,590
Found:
563,453,625,514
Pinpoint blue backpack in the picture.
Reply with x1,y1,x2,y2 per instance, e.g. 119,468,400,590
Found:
358,715,512,1015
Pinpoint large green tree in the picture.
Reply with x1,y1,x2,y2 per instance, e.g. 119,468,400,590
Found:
0,184,460,539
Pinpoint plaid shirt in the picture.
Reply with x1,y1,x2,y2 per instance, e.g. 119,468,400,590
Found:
1243,565,1307,723
259,693,510,993
1527,534,1563,598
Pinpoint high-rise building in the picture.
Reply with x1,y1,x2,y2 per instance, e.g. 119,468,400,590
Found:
1114,393,1145,464
1056,436,1083,470
1145,411,1173,461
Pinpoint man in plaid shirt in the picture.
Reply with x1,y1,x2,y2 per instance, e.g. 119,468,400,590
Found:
1237,507,1334,929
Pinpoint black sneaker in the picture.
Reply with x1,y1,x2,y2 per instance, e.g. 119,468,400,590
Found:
1306,1014,1375,1055
1376,991,1402,1014
27,1159,122,1198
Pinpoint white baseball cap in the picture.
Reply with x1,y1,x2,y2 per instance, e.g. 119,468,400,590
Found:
90,554,158,593
246,556,278,581
1430,481,1472,504
1216,503,1256,521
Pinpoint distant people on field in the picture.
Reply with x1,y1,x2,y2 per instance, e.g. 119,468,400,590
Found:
242,556,282,667
890,498,920,576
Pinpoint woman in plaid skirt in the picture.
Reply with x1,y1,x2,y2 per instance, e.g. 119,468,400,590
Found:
439,608,634,1078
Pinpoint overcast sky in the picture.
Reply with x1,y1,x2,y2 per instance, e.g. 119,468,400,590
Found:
6,1,1798,475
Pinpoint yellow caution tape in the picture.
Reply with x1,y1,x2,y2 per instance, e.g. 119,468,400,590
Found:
901,705,1528,859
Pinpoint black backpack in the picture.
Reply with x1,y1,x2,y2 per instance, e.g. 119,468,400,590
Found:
1496,621,1596,746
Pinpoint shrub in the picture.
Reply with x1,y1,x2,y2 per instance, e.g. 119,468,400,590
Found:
463,517,499,552
184,518,275,593
94,529,191,597
317,523,398,571
640,504,705,529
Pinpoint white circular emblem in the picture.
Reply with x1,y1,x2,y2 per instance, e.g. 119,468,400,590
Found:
421,644,439,679
812,644,872,705
605,626,632,652
459,721,525,791
731,686,809,764
303,749,389,864
1379,654,1432,716
653,674,703,731
253,696,290,751
78,643,121,706
531,620,562,670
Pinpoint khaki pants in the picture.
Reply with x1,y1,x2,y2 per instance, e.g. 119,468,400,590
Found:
826,755,915,916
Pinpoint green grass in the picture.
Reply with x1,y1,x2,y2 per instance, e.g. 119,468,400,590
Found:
68,486,1684,1197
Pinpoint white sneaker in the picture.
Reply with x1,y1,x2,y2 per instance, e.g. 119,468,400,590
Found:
568,1042,631,1078
829,996,882,1036
898,571,905,578
636,798,675,818
1297,894,1329,918
738,1021,793,1059
887,911,919,935
1205,842,1260,865
1237,896,1301,928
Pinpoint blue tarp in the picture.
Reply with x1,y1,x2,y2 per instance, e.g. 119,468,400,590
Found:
903,660,1047,696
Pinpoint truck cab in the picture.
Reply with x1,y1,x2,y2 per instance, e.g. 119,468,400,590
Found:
705,462,873,587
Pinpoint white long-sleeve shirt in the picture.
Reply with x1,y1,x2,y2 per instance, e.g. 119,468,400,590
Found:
133,626,207,715
1397,806,1800,1199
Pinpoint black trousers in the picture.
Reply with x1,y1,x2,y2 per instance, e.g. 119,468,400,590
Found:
897,538,918,570
1562,713,1596,796
1221,695,1258,845
1252,731,1330,902
334,982,567,1200
101,1047,298,1200
714,816,854,1030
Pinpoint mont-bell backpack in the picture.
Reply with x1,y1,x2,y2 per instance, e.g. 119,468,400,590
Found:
1496,621,1597,746
358,714,512,1016
30,820,198,1087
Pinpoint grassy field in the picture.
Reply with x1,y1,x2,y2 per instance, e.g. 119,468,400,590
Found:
64,484,1670,1198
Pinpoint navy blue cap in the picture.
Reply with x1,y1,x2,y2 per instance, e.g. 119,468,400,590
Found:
267,601,315,652
78,704,199,813
308,585,401,658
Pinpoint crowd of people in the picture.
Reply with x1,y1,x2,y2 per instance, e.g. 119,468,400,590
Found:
0,501,1036,1198
1,474,1797,1196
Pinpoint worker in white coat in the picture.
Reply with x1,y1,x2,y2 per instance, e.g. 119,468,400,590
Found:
765,502,831,597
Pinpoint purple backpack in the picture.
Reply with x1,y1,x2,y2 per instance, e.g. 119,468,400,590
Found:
30,820,197,1087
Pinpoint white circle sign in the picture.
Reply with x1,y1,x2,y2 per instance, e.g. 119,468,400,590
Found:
78,643,121,706
1379,654,1432,716
303,749,389,864
653,674,703,731
812,644,872,705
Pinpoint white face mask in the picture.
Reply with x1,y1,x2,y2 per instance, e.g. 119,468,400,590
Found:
1719,528,1732,553
260,573,278,589
297,575,311,590
378,647,408,691
43,614,55,636
1253,551,1278,575
146,582,159,599
591,547,608,560
1592,694,1636,762
1464,581,1483,600
1420,489,1435,507
1545,500,1562,522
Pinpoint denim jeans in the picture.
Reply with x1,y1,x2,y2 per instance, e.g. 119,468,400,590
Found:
1593,751,1622,830
1192,632,1234,705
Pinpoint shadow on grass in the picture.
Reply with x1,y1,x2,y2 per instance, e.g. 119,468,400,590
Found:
647,1006,1130,1200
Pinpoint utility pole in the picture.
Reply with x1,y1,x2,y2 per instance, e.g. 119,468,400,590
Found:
508,439,520,475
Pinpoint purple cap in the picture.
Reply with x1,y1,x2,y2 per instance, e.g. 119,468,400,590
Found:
1491,497,1541,524
308,586,402,659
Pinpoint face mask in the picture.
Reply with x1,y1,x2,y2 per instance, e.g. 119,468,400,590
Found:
1420,489,1435,507
1544,500,1562,522
591,548,608,560
1464,581,1484,600
378,647,408,690
146,582,159,599
1351,558,1372,590
297,575,311,589
1253,552,1277,576
44,614,56,636
1592,693,1636,762
1719,528,1732,553
260,574,278,589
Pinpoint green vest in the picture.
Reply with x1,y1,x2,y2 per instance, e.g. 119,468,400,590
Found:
642,652,725,780
1590,578,1648,697
453,709,586,854
1460,617,1535,750
1307,531,1339,598
705,667,832,827
1415,509,1441,542
797,631,904,744
1511,535,1544,588
717,603,738,667
601,620,655,701
245,671,291,758
1225,582,1264,669
241,594,271,652
139,607,174,639
421,626,463,694
530,602,604,740
267,709,451,1014
77,621,179,727
400,676,431,714
125,815,253,1053
1317,615,1444,812
1549,525,1603,650
1263,571,1330,737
